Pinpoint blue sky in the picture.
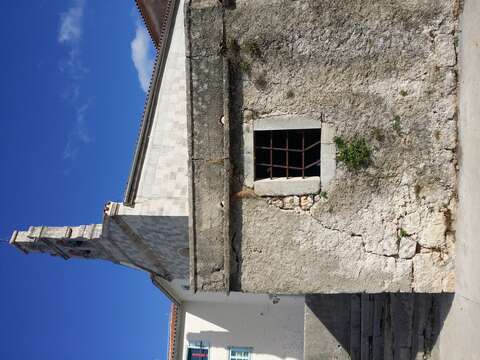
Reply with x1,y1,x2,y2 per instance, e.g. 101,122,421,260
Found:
0,1,171,359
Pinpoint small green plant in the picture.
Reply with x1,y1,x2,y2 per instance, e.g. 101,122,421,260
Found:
371,127,385,142
393,115,401,133
319,191,328,199
400,90,408,97
286,89,295,99
243,40,262,58
398,228,410,239
334,136,371,171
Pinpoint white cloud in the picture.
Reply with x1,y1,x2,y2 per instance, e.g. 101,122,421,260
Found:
131,22,155,92
63,101,93,160
58,0,92,162
58,0,85,44
58,0,87,79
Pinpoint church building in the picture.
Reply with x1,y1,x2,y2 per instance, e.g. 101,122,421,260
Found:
10,0,466,359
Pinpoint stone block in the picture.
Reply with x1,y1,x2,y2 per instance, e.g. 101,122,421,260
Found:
399,237,417,259
254,177,321,196
254,113,322,131
186,0,223,58
189,55,225,160
320,143,336,188
321,123,335,144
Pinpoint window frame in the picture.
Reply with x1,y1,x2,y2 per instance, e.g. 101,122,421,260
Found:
186,341,209,360
243,114,336,196
228,347,253,360
253,129,321,180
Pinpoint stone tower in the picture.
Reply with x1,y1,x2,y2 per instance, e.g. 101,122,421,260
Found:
10,201,189,282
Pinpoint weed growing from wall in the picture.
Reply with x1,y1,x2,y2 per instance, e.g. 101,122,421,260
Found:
393,115,401,134
334,136,371,171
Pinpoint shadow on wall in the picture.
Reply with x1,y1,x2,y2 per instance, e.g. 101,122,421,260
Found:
304,293,454,360
184,300,305,360
186,331,302,360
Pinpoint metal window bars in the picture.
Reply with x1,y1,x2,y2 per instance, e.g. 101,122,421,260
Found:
254,129,321,180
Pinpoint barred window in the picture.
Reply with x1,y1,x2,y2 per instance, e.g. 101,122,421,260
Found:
229,348,251,360
254,129,321,180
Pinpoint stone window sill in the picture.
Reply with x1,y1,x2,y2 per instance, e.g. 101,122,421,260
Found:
254,176,320,196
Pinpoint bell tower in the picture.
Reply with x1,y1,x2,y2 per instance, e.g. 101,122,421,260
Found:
10,201,190,283
11,224,110,261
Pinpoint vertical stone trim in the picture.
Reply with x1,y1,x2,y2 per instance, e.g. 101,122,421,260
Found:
320,122,336,189
185,0,197,294
185,0,229,292
222,23,231,294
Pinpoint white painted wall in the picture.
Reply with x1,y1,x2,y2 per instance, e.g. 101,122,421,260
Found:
180,294,304,360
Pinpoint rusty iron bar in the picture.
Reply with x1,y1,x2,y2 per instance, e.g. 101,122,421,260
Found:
255,145,303,152
254,140,320,152
303,140,322,152
270,130,273,179
256,160,320,171
302,130,305,178
286,130,289,179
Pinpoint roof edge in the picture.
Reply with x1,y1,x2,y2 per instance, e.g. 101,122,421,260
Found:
135,0,157,48
135,0,177,49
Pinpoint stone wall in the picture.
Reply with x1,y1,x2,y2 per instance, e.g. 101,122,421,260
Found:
187,0,459,293
186,0,230,292
304,293,453,360
228,0,458,293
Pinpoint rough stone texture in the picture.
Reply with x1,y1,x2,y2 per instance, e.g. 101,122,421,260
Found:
232,199,414,293
399,237,417,259
221,0,458,293
186,0,229,291
304,293,454,360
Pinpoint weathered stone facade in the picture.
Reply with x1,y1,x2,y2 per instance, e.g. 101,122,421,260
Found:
187,0,459,293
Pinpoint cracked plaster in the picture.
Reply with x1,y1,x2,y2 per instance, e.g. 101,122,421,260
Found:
224,0,458,293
